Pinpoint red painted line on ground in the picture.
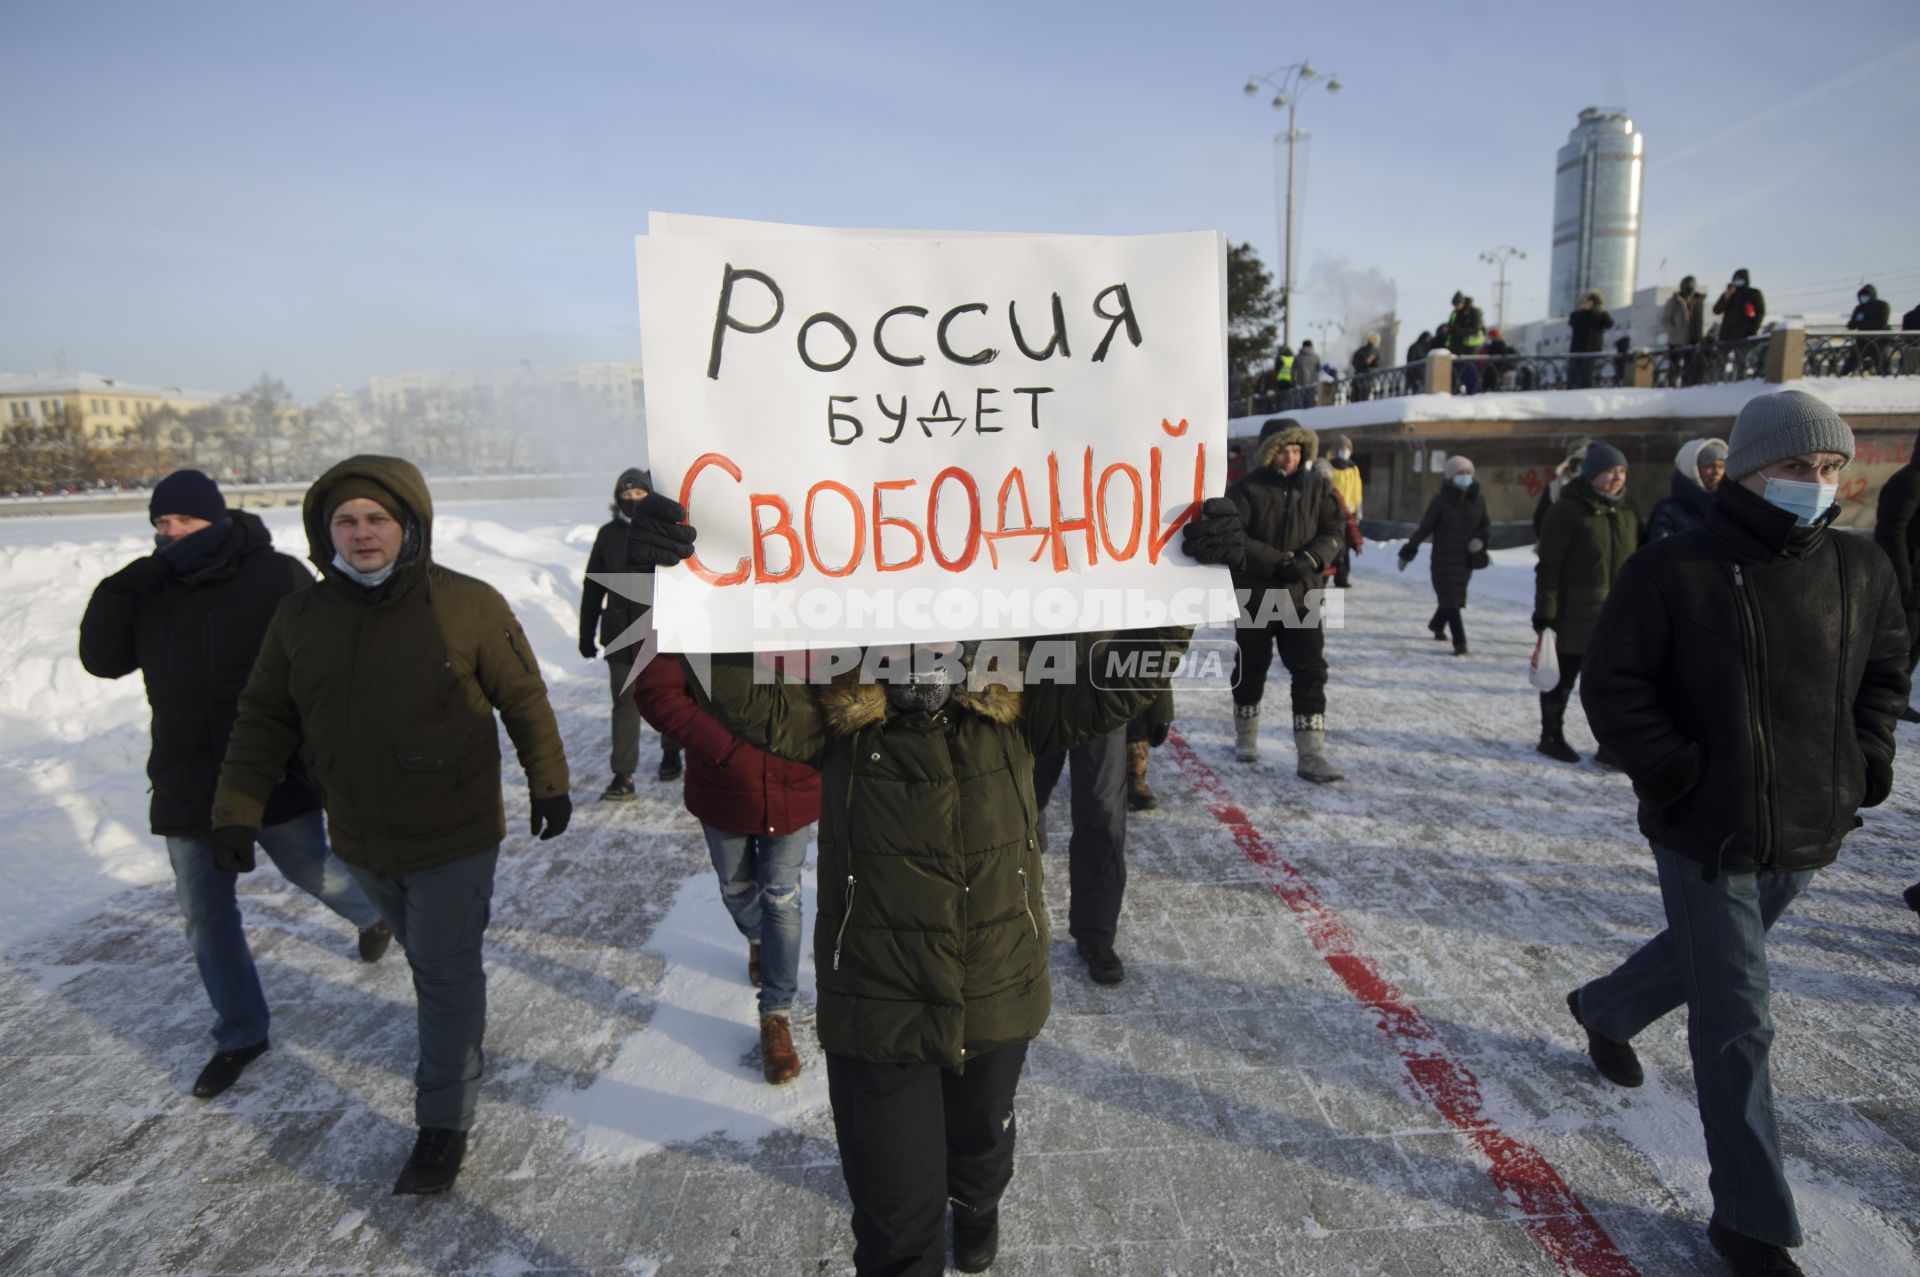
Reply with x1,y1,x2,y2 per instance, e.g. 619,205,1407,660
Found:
1164,728,1640,1277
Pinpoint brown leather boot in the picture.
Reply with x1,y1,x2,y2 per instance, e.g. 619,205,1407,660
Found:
1125,739,1156,811
760,1014,801,1085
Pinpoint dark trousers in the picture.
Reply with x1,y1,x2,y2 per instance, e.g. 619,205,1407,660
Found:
1031,726,1127,949
1428,605,1466,650
1578,847,1812,1247
345,845,498,1131
827,1041,1028,1277
1539,647,1583,732
1232,616,1328,718
1332,547,1352,588
1905,608,1919,675
606,656,678,777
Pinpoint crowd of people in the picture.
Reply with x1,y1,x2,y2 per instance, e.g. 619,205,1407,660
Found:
75,384,1920,1274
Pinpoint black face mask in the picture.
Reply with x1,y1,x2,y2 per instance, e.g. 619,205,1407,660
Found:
885,681,953,714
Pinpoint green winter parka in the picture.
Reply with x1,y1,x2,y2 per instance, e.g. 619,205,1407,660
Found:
688,629,1188,1069
213,456,570,875
1533,476,1641,654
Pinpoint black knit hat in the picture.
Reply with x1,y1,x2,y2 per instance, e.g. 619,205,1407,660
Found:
149,469,227,524
615,467,652,496
1581,441,1628,480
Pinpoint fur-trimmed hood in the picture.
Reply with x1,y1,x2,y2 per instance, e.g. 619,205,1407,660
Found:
818,673,1023,737
1255,424,1320,469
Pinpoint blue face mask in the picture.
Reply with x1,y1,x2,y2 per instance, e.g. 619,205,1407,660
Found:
1450,473,1473,488
1760,476,1838,525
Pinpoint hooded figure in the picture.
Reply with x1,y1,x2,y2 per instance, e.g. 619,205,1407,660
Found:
1714,269,1767,343
580,465,681,796
1647,438,1728,541
213,455,571,1196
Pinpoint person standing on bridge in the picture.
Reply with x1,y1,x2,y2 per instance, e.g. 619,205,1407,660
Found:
1713,268,1767,345
1570,390,1906,1277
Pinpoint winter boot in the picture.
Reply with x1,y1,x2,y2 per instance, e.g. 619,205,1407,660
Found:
1904,881,1920,914
1076,939,1125,985
1125,739,1157,811
599,773,636,802
1537,698,1580,764
1567,989,1644,1087
357,920,393,964
760,1014,801,1085
1293,714,1344,783
1233,705,1260,763
1427,610,1448,641
656,743,682,782
951,1200,1000,1273
1707,1220,1805,1276
392,1126,468,1196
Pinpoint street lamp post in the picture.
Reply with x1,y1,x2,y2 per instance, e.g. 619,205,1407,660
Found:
1478,244,1527,331
1243,61,1341,349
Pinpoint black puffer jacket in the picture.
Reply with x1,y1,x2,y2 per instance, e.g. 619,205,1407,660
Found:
1227,425,1346,614
1581,481,1908,875
579,468,656,656
79,511,320,835
1848,287,1891,332
1872,437,1920,606
1404,481,1489,609
1713,283,1767,343
1646,470,1715,542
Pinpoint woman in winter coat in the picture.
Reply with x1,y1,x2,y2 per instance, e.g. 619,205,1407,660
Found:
1646,437,1727,541
631,648,821,1086
622,491,1243,1277
1398,455,1491,655
1533,442,1640,764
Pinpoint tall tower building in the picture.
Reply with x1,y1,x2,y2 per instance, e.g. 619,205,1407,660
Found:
1548,107,1644,318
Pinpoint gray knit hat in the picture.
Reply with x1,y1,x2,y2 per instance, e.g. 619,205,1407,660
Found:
1725,390,1854,480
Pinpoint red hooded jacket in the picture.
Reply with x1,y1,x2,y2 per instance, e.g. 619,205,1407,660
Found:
631,653,821,836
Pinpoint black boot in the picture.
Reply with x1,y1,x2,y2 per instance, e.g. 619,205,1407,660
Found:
1076,939,1125,985
1707,1219,1805,1275
392,1126,469,1196
1904,881,1920,914
1537,696,1580,764
192,1039,270,1098
952,1200,1000,1273
358,920,393,963
1567,990,1644,1087
656,744,682,782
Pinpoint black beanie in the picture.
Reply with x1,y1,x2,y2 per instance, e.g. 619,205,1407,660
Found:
150,470,227,524
615,467,652,497
1581,441,1628,480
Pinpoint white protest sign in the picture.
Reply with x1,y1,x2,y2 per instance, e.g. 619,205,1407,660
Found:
637,213,1237,652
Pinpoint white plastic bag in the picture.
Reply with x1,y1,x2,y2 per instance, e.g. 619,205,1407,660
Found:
1529,628,1561,691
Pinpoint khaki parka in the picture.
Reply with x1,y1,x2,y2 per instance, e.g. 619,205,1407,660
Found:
213,456,570,875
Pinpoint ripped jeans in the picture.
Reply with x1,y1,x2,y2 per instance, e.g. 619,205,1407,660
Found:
701,824,811,1017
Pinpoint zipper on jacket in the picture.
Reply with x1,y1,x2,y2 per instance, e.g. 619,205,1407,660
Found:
832,874,857,970
1731,564,1775,858
1016,867,1040,939
504,628,533,674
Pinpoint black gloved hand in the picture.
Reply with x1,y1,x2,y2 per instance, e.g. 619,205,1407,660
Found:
210,825,258,874
625,493,697,567
530,793,572,840
1273,551,1316,585
104,554,172,594
1180,498,1246,570
578,636,598,661
1146,721,1171,748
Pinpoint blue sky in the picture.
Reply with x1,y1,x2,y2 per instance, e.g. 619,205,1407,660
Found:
3,0,1915,399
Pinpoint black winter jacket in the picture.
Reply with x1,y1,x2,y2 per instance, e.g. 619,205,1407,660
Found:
1568,307,1615,354
1403,482,1489,609
1226,427,1346,615
1581,482,1908,876
79,512,320,836
1872,449,1920,606
579,515,656,656
1713,285,1767,343
1646,472,1715,542
1847,296,1891,331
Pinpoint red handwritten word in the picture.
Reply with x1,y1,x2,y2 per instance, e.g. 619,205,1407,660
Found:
677,419,1205,586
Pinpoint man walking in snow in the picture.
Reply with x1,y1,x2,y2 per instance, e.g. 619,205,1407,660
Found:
1571,390,1907,1277
580,466,681,800
1227,419,1346,782
79,470,390,1101
213,456,572,1196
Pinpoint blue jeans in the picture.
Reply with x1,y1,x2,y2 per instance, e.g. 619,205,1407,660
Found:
167,808,380,1052
1577,845,1813,1247
345,846,499,1131
701,824,811,1017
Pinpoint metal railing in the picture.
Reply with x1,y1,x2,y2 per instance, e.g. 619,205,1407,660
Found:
1803,328,1920,378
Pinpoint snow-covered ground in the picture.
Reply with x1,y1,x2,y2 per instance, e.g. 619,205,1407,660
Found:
1,500,1916,1275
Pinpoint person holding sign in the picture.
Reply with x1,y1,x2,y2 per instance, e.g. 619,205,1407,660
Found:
628,491,1245,1276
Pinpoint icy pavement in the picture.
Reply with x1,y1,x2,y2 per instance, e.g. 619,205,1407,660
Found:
2,523,1918,1275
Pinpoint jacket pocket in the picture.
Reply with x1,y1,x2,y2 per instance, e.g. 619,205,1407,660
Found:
390,724,472,793
1016,866,1040,940
831,874,857,971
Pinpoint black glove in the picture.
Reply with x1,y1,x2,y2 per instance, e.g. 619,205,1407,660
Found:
1180,498,1246,570
1273,551,1315,585
210,825,258,874
578,636,598,660
530,793,572,840
1147,721,1171,748
103,554,172,594
626,493,697,567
